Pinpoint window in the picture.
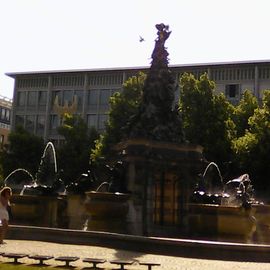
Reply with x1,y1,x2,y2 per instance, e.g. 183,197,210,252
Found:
25,115,35,133
225,84,240,98
37,115,45,135
38,91,47,106
5,109,10,122
87,114,97,128
98,114,108,130
15,115,24,127
52,91,61,106
50,115,58,130
74,90,84,110
88,90,99,105
100,89,111,105
27,91,37,106
63,90,73,106
1,108,5,120
0,108,11,122
17,92,26,106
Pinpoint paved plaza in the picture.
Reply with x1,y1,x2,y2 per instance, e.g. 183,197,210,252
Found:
0,240,269,269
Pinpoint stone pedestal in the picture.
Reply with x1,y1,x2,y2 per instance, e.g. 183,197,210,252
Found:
10,194,62,227
84,191,130,233
188,203,256,242
252,204,270,243
66,194,88,230
113,139,204,237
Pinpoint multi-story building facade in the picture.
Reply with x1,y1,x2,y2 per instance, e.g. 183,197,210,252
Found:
0,95,12,149
6,60,270,143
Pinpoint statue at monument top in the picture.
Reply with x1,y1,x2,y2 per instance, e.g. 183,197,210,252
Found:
127,23,185,143
155,23,171,43
151,23,171,64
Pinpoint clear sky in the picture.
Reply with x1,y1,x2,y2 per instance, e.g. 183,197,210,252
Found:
1,0,270,99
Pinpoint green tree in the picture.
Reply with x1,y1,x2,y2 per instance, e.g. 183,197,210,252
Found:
232,90,270,194
179,72,234,165
232,90,258,137
57,114,99,185
91,73,145,161
0,126,44,178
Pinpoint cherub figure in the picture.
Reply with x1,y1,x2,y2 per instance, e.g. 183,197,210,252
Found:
155,23,171,44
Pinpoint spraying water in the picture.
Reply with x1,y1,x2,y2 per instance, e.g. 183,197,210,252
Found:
202,161,224,188
36,142,58,187
4,168,35,194
4,142,61,195
42,142,58,174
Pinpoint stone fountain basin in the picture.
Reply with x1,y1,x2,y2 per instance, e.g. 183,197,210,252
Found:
188,203,256,239
252,204,270,225
10,194,61,227
11,195,42,219
84,191,130,218
252,204,270,243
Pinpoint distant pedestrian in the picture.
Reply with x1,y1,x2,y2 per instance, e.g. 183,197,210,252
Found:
0,187,12,244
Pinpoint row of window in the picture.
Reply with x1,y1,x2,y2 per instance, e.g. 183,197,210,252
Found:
0,122,10,129
211,68,255,81
13,82,245,140
88,73,123,86
15,83,241,133
15,66,270,91
15,115,45,136
179,69,207,79
17,73,127,89
259,68,270,79
176,68,257,82
17,91,47,107
16,89,121,109
15,83,244,112
15,86,241,136
17,77,49,89
52,75,84,87
15,113,108,135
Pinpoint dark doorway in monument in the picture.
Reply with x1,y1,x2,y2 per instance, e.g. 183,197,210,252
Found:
153,172,180,226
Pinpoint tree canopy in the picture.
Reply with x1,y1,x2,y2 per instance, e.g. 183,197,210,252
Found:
179,73,234,165
91,73,145,162
232,90,270,194
0,125,44,179
57,113,99,185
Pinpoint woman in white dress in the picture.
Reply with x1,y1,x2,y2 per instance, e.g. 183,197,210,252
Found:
0,187,12,244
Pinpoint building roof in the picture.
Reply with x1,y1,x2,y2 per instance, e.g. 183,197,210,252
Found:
5,59,270,78
0,95,12,107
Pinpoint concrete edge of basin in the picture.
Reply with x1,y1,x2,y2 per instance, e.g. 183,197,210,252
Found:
7,225,270,262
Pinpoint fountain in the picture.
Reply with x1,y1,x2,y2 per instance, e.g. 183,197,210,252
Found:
190,162,225,205
4,168,35,194
3,139,131,232
188,162,270,242
84,161,131,233
4,142,66,227
35,141,59,189
0,24,206,237
5,142,65,196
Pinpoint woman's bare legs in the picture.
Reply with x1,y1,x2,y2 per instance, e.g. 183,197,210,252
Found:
0,219,8,244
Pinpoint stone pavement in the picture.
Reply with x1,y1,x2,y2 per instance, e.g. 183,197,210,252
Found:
0,240,269,270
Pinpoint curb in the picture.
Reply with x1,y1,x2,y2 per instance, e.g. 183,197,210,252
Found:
7,225,270,262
